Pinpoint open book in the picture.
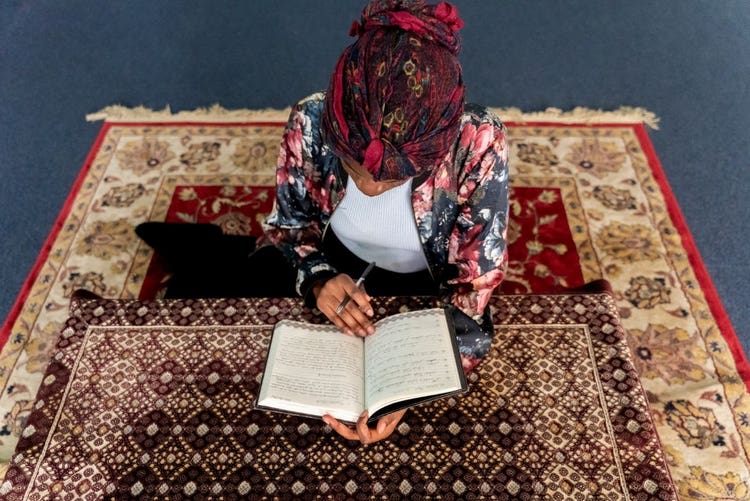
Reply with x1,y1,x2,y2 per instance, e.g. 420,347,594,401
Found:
256,308,467,424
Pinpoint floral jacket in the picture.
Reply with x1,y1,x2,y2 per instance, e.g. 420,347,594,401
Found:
263,92,509,369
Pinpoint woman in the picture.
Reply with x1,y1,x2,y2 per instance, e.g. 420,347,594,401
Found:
262,0,509,444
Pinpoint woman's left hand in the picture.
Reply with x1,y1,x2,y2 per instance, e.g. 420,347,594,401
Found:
323,409,407,445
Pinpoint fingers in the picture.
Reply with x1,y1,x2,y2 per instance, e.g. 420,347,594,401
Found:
337,300,374,336
356,412,375,444
349,288,374,317
322,415,359,441
323,410,407,445
327,307,358,336
355,409,407,445
315,274,374,336
375,409,407,439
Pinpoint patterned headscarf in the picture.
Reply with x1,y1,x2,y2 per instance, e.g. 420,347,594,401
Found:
322,0,465,181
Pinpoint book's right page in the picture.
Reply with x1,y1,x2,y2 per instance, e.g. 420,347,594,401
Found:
364,308,465,416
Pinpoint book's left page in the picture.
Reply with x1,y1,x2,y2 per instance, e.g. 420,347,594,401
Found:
256,320,365,423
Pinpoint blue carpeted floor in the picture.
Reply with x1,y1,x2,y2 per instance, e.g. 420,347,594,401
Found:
1,1,748,351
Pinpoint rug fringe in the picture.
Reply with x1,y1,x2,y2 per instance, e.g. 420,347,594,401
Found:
87,104,660,129
489,106,660,129
85,104,291,123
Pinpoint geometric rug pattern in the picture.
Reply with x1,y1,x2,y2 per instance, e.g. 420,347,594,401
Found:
0,113,747,496
2,289,675,499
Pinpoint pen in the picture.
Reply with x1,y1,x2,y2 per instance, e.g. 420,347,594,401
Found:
336,261,375,314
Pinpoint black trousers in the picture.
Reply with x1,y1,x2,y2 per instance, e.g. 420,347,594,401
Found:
136,223,438,299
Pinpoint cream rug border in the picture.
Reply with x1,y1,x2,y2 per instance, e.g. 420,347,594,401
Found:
86,104,660,129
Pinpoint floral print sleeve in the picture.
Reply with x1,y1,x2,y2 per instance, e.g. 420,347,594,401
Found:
447,108,510,315
262,94,341,295
416,105,509,370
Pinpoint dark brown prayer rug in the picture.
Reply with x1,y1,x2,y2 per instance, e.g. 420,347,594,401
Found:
1,283,675,499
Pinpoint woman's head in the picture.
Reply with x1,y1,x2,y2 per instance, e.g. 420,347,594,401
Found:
322,0,465,182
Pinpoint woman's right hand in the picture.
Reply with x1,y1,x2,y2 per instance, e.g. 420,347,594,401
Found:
313,274,375,337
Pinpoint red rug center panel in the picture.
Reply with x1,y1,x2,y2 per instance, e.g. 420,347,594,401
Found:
139,185,584,299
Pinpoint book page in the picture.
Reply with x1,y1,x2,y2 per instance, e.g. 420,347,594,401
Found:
258,321,365,422
364,309,462,414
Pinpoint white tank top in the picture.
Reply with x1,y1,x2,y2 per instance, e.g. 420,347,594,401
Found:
329,177,428,273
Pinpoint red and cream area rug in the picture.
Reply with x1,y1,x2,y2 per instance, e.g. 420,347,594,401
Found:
0,106,747,498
